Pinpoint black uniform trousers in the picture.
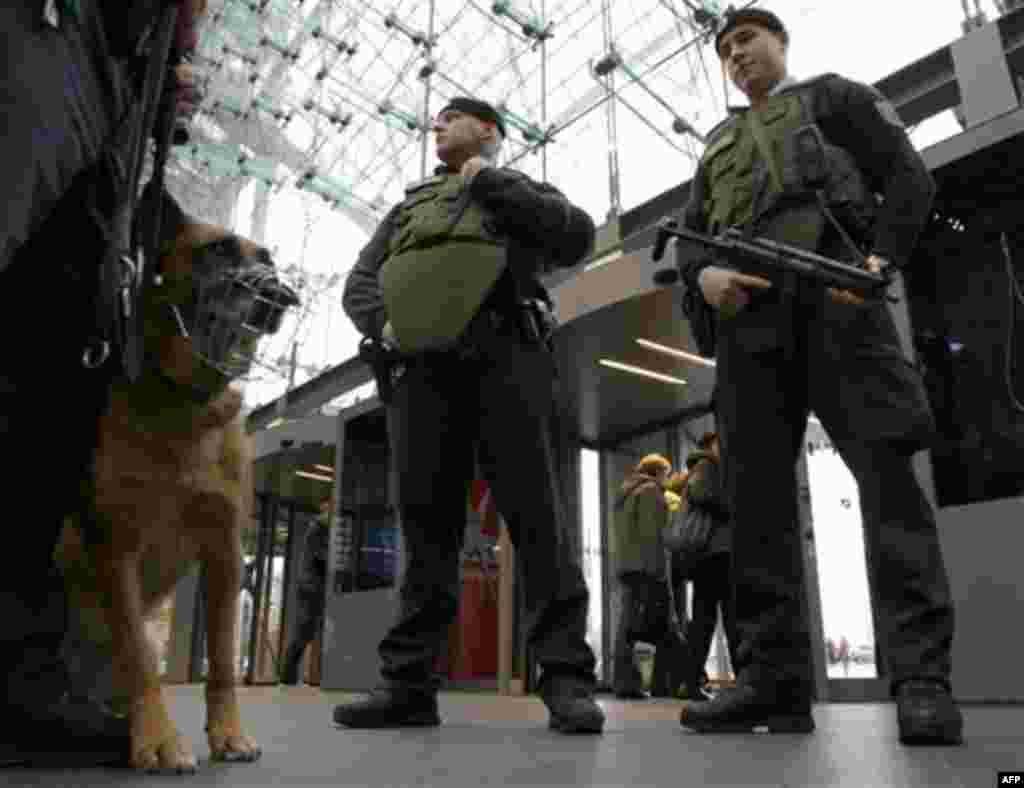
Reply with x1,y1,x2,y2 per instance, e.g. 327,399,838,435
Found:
685,551,739,687
613,571,686,695
282,589,325,681
379,311,596,693
0,240,113,702
713,284,955,697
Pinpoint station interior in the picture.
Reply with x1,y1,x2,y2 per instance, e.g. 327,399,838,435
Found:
18,1,1024,786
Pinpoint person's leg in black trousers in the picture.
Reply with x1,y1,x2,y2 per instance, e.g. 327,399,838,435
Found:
681,324,817,733
0,246,130,766
808,296,961,744
684,552,736,697
333,352,472,728
334,327,601,732
612,575,646,698
474,329,601,731
649,576,687,698
281,596,325,685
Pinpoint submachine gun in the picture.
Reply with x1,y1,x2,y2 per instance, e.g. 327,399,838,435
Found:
650,218,896,302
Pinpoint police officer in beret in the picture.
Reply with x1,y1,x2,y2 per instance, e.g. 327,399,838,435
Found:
337,97,604,733
672,8,962,744
0,0,204,767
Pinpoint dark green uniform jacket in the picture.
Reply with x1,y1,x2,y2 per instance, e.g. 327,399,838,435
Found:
684,449,730,555
342,165,596,341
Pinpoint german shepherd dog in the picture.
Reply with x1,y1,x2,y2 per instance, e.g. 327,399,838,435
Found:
54,186,298,774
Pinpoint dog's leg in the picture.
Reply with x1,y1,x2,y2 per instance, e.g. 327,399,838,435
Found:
202,545,261,763
95,548,197,773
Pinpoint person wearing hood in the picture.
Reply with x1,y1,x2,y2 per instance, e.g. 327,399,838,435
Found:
339,97,603,734
611,454,685,699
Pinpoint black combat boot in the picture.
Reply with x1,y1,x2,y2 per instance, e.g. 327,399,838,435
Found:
680,680,815,734
332,688,441,728
0,574,131,767
895,680,963,746
540,675,605,734
680,676,714,702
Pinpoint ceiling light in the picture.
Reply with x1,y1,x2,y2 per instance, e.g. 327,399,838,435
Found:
314,464,335,474
636,339,716,368
598,359,687,385
295,470,334,483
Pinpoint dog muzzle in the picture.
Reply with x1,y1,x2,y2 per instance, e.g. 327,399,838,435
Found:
151,248,300,390
190,262,300,379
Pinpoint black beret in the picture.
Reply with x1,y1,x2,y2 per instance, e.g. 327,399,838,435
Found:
714,8,788,57
439,97,507,138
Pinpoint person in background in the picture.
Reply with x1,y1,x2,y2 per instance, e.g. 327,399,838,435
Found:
281,496,333,686
611,454,682,699
680,432,737,702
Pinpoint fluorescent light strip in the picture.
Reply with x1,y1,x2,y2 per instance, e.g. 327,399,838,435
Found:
636,338,717,368
598,359,687,386
295,470,334,483
633,339,822,426
314,464,335,474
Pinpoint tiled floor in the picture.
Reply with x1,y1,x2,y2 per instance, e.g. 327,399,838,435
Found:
2,685,1021,787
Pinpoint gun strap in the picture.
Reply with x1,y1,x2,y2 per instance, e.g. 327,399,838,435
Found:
86,2,180,379
746,110,784,196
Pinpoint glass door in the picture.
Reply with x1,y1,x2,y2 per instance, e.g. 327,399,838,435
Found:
580,448,605,682
803,417,889,701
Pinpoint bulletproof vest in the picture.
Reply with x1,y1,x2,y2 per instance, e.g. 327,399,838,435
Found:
378,173,508,353
701,85,876,252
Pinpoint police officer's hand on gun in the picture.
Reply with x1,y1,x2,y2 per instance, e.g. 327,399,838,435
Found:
828,254,890,306
697,266,773,314
699,254,891,312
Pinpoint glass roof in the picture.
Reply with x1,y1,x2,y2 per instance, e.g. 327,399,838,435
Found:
163,0,998,409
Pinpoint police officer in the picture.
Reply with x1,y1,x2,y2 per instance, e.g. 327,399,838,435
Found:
1,0,203,767
672,8,962,744
337,97,604,734
281,499,331,685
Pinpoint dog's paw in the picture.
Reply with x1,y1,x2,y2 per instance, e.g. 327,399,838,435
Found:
130,731,198,775
208,729,262,763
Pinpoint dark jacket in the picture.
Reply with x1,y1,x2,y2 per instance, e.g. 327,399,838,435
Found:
1,2,132,273
613,471,670,577
297,515,330,599
684,450,730,555
342,164,596,340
